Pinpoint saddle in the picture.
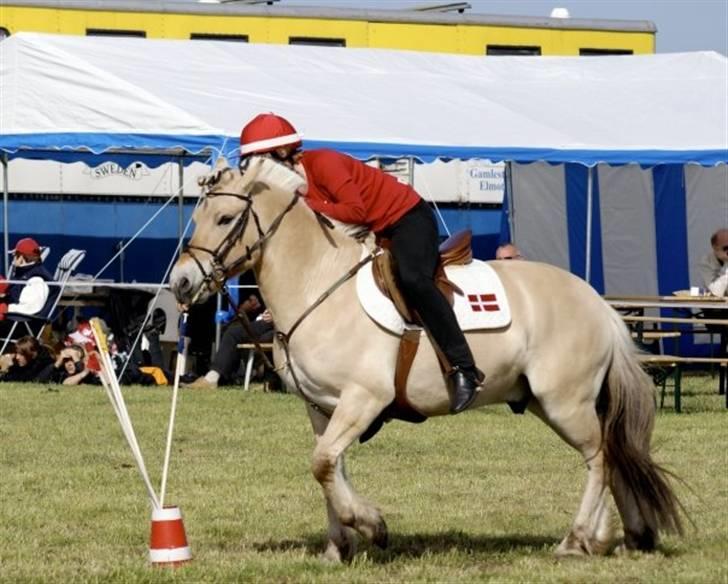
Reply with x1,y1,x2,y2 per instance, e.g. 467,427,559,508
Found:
359,230,473,443
372,229,472,323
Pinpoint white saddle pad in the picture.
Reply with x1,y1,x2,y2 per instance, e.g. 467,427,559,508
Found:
356,251,512,336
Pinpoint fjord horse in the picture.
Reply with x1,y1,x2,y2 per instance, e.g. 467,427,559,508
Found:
170,156,682,562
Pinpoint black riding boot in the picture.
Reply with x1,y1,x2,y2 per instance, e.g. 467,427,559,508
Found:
449,367,485,414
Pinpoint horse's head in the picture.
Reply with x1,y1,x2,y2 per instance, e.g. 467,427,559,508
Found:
170,155,306,305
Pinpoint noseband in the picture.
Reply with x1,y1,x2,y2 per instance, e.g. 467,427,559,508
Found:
185,187,299,302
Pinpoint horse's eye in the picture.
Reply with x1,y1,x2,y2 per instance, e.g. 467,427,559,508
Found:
218,215,234,226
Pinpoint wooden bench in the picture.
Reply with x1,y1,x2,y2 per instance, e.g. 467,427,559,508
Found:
237,342,274,391
631,331,681,341
638,354,728,412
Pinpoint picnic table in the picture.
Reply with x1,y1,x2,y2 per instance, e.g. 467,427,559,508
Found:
605,293,728,411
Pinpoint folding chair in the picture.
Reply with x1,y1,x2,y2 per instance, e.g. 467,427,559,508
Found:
0,249,86,353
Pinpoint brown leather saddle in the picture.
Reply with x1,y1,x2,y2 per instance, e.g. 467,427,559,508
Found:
359,230,473,443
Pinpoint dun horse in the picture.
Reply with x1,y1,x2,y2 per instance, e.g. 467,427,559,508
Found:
170,156,682,561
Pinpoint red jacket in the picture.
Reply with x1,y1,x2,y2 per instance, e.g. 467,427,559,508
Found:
301,149,421,234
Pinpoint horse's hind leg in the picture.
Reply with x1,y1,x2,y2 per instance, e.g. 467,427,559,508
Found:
528,398,614,556
307,390,390,561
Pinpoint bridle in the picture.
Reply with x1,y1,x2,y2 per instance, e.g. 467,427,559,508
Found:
185,181,299,303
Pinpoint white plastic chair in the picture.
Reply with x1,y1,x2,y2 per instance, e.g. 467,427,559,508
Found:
147,288,180,369
1,249,86,353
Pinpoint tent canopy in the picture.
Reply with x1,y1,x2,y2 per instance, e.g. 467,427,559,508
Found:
1,32,726,166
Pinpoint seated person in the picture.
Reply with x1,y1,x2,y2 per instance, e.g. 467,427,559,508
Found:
697,228,728,297
0,238,54,327
38,344,98,385
187,294,274,389
696,228,728,360
495,242,525,261
0,335,55,382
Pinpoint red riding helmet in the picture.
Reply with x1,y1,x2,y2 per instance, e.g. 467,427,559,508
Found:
239,113,302,156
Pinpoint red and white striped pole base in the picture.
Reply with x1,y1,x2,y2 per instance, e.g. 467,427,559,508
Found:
149,506,192,566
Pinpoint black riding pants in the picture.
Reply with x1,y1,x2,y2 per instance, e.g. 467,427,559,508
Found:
381,199,476,372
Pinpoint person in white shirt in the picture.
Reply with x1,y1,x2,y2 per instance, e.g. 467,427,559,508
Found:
697,228,728,297
0,238,53,321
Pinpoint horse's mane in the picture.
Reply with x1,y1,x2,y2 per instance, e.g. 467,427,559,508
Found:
247,157,372,243
246,156,307,195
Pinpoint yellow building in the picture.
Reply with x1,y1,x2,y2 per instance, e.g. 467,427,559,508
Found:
0,0,655,56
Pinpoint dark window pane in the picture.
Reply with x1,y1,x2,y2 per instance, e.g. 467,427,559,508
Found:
579,48,634,56
86,28,146,38
289,36,346,47
486,45,541,56
190,33,249,42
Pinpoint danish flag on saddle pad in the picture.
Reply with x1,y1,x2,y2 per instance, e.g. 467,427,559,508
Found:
468,293,500,312
356,254,512,335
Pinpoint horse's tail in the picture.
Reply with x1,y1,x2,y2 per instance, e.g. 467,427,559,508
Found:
601,308,684,544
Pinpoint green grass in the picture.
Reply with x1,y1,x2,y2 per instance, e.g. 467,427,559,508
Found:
1,374,726,583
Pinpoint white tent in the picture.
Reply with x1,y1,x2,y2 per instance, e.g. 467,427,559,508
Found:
1,33,726,332
1,32,726,166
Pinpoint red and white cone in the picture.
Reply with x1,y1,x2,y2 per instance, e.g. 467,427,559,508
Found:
149,506,192,566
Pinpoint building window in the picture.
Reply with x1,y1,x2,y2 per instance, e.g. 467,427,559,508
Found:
486,45,541,56
289,36,346,47
86,28,146,38
190,33,249,42
580,48,634,56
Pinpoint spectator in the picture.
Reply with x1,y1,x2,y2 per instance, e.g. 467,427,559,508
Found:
0,335,55,382
697,228,728,297
696,228,728,366
495,242,525,261
0,238,53,323
186,295,274,389
37,344,98,385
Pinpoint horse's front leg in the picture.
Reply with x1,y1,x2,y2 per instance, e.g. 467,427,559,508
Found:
306,404,356,562
308,387,390,561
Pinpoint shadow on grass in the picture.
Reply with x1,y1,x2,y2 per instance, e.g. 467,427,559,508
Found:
254,530,558,562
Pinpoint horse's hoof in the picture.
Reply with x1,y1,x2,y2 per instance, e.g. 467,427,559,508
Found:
322,539,354,564
372,517,388,549
555,533,590,558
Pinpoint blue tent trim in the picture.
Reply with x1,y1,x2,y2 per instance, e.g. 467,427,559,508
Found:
0,133,225,166
297,140,728,167
4,134,726,167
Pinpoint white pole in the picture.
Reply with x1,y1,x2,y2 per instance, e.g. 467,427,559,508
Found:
2,153,9,275
585,166,594,285
160,313,188,507
90,319,160,510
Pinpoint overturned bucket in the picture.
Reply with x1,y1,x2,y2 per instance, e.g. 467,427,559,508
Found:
149,506,192,566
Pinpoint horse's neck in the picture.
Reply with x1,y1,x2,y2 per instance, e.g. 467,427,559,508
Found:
254,200,361,330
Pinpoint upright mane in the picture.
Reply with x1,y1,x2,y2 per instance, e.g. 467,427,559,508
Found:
242,156,307,196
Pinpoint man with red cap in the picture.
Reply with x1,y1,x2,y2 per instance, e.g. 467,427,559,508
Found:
238,113,484,414
0,237,53,322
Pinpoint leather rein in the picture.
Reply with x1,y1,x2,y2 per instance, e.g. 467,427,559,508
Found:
185,184,377,417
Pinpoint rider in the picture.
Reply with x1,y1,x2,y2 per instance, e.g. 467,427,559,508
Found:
238,112,484,414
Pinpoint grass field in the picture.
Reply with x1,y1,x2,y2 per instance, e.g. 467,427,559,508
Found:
1,374,726,583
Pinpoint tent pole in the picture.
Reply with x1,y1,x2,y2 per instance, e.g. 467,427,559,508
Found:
505,161,515,241
177,157,184,258
2,153,8,275
585,166,594,284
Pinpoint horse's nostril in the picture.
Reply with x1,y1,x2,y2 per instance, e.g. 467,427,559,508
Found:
177,276,191,293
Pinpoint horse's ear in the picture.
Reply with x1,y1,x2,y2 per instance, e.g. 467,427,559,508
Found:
214,156,229,171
